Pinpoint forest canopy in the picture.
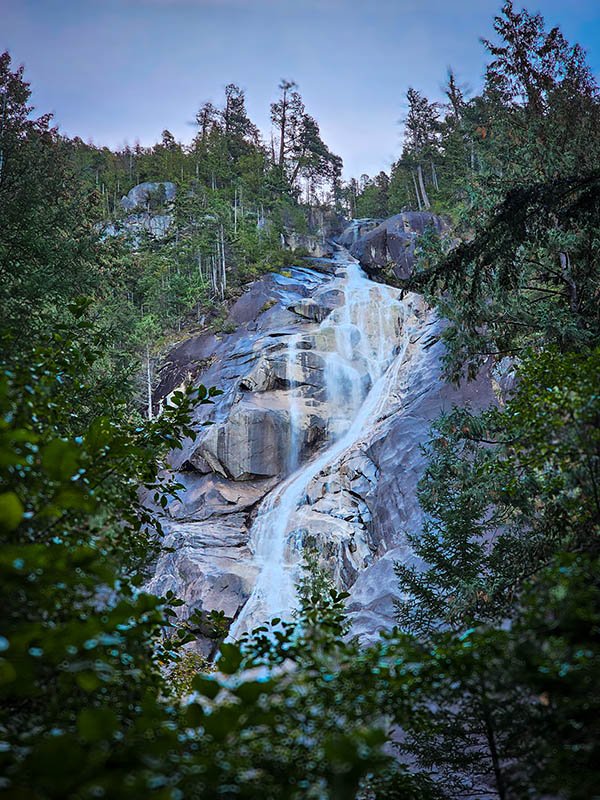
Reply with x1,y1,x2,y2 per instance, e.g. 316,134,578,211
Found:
0,2,599,798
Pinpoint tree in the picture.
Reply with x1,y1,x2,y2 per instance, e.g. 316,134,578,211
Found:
269,80,342,198
397,347,600,630
222,83,258,142
0,52,100,358
483,1,596,116
402,87,441,210
355,172,390,218
271,79,304,170
389,10,600,796
195,100,218,144
388,550,600,799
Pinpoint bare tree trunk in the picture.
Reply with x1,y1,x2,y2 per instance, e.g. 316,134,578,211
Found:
560,251,578,312
417,163,431,209
146,345,153,420
412,170,423,211
210,252,216,296
220,225,226,299
431,161,439,191
479,677,507,800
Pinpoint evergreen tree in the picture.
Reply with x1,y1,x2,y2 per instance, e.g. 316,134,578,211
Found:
402,87,441,210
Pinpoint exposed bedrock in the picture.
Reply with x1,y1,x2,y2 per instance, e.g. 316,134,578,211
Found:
343,211,450,281
147,224,505,649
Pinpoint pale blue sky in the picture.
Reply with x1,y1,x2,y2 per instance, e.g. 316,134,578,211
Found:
2,0,600,177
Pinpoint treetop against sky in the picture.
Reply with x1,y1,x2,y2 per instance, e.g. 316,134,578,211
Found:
2,0,600,177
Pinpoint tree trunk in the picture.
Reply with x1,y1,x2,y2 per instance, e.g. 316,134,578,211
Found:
220,225,226,299
479,677,507,800
146,345,153,421
560,251,578,312
417,163,431,209
278,91,287,167
431,160,439,191
412,170,423,211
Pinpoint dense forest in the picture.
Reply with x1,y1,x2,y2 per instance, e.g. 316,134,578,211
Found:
1,2,599,798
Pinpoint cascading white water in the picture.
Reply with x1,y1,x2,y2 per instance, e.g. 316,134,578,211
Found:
228,251,409,639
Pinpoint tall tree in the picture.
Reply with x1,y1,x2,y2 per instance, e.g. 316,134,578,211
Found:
222,83,260,158
402,87,441,209
0,52,99,359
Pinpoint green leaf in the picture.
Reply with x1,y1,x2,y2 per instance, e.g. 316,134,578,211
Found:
0,492,24,532
192,675,220,699
41,439,80,481
76,672,101,692
184,702,205,727
77,708,118,742
218,643,243,675
0,658,17,686
233,679,274,704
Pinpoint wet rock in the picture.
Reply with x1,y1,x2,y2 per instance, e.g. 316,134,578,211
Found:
147,243,501,647
337,219,384,248
289,299,331,322
145,515,257,656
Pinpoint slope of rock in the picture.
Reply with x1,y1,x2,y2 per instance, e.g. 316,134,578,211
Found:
146,224,498,648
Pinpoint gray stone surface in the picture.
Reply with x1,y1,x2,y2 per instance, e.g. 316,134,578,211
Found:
348,212,449,280
120,181,177,211
147,223,502,645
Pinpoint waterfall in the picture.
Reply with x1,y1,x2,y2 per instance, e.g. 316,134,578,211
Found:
228,250,409,639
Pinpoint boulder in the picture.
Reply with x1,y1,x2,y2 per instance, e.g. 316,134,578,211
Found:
120,181,177,211
283,230,334,258
145,516,257,656
337,218,384,248
348,212,448,281
195,405,290,480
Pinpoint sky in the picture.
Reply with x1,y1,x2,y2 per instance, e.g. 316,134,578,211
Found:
2,0,600,178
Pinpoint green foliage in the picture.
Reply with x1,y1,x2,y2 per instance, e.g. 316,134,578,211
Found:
397,348,600,633
0,312,220,798
0,53,100,360
407,172,600,380
167,650,213,697
3,4,600,797
388,550,600,799
386,6,600,796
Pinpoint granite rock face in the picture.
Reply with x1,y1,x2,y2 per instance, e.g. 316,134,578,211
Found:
146,262,351,647
120,181,177,211
283,230,334,258
146,223,502,649
347,212,449,281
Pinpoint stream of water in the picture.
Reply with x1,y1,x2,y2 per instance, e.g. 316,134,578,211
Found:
228,250,408,638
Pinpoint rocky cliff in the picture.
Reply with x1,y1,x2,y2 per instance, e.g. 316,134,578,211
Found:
147,218,499,648
340,212,449,282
